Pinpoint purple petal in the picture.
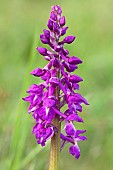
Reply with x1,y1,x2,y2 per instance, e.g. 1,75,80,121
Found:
52,5,62,15
46,107,56,120
51,68,57,77
32,123,39,134
26,84,45,94
37,47,47,56
28,104,37,113
22,95,32,102
69,75,83,83
69,144,80,159
50,11,57,21
53,108,66,119
47,19,53,30
49,77,59,86
44,127,54,141
60,133,74,144
75,136,87,142
43,29,50,39
64,122,76,136
76,130,86,136
62,61,78,72
75,93,89,105
40,34,50,44
62,49,69,55
68,56,82,65
63,36,76,44
59,16,66,26
48,86,55,96
44,97,56,107
61,27,68,36
66,114,84,122
53,22,60,34
54,45,61,52
30,68,46,77
26,84,38,93
52,58,60,67
41,71,51,81
68,94,89,105
60,139,68,151
44,61,52,70
76,104,82,112
34,107,45,117
73,83,80,90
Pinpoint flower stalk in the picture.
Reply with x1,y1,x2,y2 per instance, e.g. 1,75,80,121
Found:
49,70,60,170
49,115,60,170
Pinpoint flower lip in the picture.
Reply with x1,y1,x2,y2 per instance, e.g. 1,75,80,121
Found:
69,144,80,160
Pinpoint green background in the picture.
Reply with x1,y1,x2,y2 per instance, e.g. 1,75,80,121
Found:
0,0,113,170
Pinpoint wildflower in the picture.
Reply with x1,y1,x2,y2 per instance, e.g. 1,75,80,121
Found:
23,4,88,160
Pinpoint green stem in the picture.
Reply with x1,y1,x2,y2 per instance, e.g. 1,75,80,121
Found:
49,71,61,170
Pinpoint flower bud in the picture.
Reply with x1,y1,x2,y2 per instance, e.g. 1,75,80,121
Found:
47,19,53,30
50,11,57,21
40,34,50,44
61,27,68,36
59,16,65,26
63,36,76,44
37,47,47,56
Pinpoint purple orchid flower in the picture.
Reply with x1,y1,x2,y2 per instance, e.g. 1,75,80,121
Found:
23,5,88,159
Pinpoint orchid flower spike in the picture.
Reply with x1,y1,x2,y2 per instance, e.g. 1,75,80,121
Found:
23,4,89,160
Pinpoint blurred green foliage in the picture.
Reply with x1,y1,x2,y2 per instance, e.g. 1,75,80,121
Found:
0,0,113,170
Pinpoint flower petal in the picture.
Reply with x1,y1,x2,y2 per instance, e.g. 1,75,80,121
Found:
63,36,76,44
68,56,82,65
69,144,80,159
30,68,46,77
59,16,66,26
66,114,84,122
37,47,47,56
64,122,76,136
61,27,68,36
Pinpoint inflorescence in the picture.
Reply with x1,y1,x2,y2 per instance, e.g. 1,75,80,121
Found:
23,5,89,160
